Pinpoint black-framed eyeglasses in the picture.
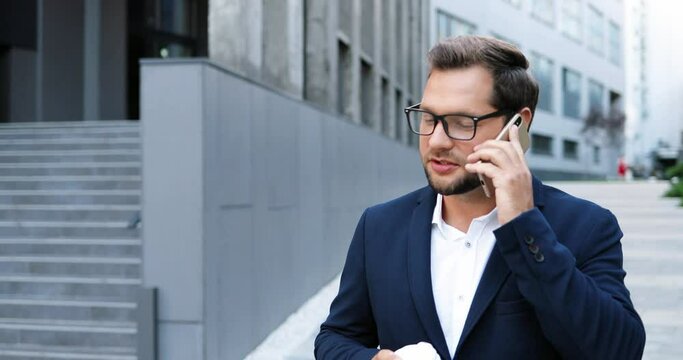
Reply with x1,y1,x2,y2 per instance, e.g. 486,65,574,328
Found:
404,103,513,140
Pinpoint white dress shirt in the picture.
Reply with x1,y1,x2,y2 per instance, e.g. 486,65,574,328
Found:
430,194,499,359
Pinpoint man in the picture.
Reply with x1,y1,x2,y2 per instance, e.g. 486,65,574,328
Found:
314,36,645,359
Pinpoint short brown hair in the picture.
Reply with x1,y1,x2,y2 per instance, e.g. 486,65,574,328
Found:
427,36,539,122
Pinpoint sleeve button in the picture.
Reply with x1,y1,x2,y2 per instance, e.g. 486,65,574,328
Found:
534,252,545,263
524,235,535,244
528,244,540,255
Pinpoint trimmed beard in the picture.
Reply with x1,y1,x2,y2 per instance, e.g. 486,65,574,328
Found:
423,166,481,195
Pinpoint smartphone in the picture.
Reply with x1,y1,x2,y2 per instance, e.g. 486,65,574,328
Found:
478,114,530,198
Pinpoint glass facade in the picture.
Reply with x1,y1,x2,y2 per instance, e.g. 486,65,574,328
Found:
587,5,604,55
436,10,476,41
530,52,555,113
562,67,582,119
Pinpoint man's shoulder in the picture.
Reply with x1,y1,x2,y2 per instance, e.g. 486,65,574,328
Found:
365,186,432,218
539,181,613,219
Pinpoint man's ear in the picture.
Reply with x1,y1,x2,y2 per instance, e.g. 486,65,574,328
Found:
519,107,533,130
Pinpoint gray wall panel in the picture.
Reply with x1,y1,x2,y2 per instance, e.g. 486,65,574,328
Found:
141,64,204,323
141,59,425,359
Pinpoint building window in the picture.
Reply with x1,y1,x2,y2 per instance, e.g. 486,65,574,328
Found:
381,78,392,137
588,79,604,114
531,0,555,25
531,134,554,156
491,32,520,48
593,145,601,164
562,67,581,119
587,5,604,55
608,21,621,65
337,41,352,118
563,139,579,160
360,60,374,127
561,0,582,41
395,90,404,141
436,10,476,41
501,0,523,8
530,52,554,112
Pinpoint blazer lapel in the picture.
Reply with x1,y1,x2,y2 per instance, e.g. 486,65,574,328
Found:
406,187,450,360
454,176,546,356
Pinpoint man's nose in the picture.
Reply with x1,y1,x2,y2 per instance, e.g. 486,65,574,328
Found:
428,121,453,149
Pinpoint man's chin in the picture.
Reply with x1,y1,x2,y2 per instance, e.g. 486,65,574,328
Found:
425,169,481,196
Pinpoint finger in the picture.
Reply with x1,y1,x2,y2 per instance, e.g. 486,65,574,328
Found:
465,161,502,179
474,139,521,166
508,124,526,157
467,147,513,168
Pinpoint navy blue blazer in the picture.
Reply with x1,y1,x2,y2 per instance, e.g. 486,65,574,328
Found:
315,177,645,360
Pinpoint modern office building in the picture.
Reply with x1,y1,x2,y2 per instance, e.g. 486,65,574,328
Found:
625,0,683,176
431,0,626,179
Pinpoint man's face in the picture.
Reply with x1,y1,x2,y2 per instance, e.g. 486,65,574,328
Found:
419,66,507,196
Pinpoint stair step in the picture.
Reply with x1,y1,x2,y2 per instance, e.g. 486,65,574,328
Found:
0,318,136,348
0,150,140,164
0,189,140,206
0,298,136,322
0,241,140,257
0,162,140,177
0,261,139,278
0,209,139,222
0,220,140,237
0,177,140,191
0,276,141,299
0,343,136,360
0,121,138,130
0,138,139,146
0,238,141,246
0,138,139,153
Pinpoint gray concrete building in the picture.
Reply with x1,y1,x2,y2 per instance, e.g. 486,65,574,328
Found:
210,0,430,147
0,0,431,359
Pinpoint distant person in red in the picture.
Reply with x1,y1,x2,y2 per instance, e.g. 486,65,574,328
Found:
617,157,627,179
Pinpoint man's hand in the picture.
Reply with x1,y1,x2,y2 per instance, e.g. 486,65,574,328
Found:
372,349,400,360
464,124,534,225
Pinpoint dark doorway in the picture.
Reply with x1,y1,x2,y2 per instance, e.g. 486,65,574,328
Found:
126,0,208,119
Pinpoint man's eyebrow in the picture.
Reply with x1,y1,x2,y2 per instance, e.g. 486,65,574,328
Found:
420,105,478,116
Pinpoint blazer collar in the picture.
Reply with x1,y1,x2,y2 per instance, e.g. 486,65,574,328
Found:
409,176,545,359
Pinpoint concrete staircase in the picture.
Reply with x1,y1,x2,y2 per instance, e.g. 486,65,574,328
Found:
0,121,142,360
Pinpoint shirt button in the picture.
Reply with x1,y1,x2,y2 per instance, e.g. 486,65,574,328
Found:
458,295,464,301
465,241,471,248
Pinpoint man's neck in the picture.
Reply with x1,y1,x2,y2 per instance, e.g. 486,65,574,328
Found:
441,187,496,233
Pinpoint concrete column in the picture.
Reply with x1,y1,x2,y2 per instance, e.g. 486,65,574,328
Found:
209,0,263,79
349,0,361,124
99,0,127,119
83,0,100,120
287,0,304,97
304,0,331,107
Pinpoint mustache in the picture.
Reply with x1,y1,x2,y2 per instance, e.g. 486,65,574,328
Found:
425,151,465,165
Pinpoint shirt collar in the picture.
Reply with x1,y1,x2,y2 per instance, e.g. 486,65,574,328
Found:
431,193,499,234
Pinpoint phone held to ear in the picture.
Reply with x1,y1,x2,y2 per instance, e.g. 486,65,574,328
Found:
478,114,530,198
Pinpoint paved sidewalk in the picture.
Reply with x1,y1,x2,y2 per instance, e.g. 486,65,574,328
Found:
253,180,682,360
553,180,683,360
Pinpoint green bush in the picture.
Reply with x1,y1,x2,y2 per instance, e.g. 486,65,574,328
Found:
664,180,683,198
664,163,683,180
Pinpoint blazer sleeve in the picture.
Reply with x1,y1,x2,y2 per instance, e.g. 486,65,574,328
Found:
493,207,646,360
315,209,381,360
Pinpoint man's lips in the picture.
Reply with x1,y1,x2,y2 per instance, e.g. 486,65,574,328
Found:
429,159,459,174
